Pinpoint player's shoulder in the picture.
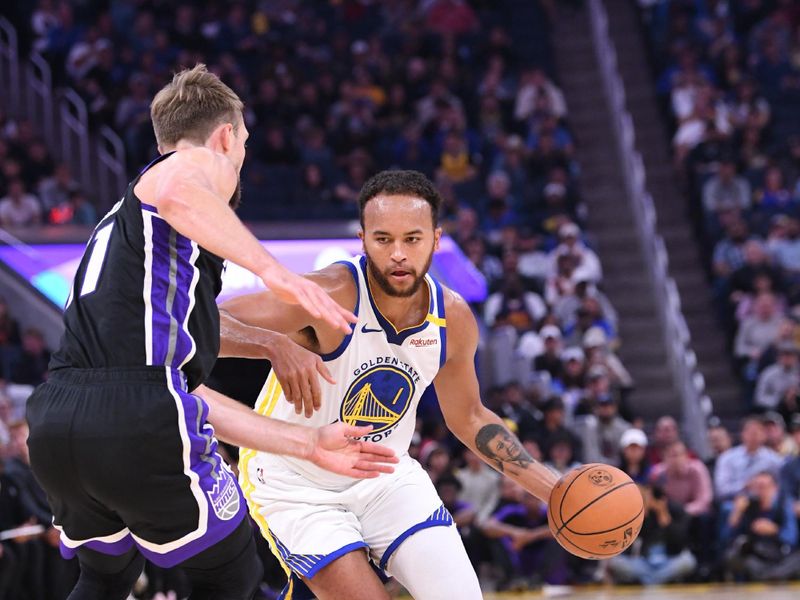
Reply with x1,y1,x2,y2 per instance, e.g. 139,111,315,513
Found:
307,262,359,311
440,284,478,344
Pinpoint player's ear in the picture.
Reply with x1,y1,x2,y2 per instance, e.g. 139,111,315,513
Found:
433,227,442,251
221,123,236,153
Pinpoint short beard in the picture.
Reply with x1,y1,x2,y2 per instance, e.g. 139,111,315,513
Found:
229,179,242,210
365,251,433,298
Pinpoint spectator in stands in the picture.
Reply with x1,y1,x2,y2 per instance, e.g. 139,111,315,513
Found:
0,179,41,227
37,163,80,213
724,471,797,581
648,416,683,465
425,0,479,37
713,218,758,281
734,292,785,382
572,393,632,467
729,240,786,323
563,297,615,348
548,223,602,283
544,433,581,475
650,440,713,518
770,217,800,285
754,342,800,414
702,155,752,216
715,416,784,501
10,328,50,386
762,411,797,457
706,418,733,477
555,274,619,334
514,67,568,123
753,166,797,223
558,347,587,416
533,325,564,382
780,414,800,523
534,396,582,463
583,326,633,391
619,428,652,485
483,489,569,587
456,449,501,524
49,190,97,226
607,483,697,585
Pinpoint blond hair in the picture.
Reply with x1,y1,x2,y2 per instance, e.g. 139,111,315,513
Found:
150,64,244,148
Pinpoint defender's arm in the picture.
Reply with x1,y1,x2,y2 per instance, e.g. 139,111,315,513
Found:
151,148,354,333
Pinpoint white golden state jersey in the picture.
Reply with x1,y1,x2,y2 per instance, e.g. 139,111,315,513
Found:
252,255,447,488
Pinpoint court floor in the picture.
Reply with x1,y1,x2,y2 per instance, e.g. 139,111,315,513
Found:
480,582,800,600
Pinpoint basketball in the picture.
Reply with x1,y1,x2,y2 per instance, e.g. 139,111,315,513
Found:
547,463,644,560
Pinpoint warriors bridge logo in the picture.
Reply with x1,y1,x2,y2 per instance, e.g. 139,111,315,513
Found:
340,365,415,436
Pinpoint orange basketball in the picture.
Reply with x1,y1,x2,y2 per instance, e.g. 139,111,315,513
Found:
547,463,644,560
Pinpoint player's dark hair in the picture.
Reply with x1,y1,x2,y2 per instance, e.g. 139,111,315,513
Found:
357,170,442,228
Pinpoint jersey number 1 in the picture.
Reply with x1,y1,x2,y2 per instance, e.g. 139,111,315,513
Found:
79,222,114,297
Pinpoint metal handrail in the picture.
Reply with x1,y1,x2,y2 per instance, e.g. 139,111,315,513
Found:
59,88,92,192
0,16,20,115
588,0,710,457
26,52,55,148
97,125,127,208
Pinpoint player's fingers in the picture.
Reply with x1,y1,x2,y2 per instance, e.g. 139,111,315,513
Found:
341,424,373,438
283,380,303,414
316,360,336,385
296,285,322,319
309,366,322,411
300,374,314,418
352,460,396,474
356,441,398,460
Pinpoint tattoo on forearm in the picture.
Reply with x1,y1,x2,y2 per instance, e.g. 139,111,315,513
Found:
474,424,534,473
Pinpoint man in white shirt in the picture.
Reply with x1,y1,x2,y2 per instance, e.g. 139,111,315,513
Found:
0,179,42,227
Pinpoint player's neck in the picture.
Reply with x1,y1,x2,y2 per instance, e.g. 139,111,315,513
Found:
367,271,429,331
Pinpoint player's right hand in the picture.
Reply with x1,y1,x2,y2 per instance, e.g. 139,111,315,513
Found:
269,334,336,418
309,423,399,479
259,266,356,334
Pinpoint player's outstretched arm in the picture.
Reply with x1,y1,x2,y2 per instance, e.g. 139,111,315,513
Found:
194,384,397,478
433,295,558,503
152,148,355,333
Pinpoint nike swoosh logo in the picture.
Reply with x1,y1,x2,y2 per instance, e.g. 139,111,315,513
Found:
361,324,383,334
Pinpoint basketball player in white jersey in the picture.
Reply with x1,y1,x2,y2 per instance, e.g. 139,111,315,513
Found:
221,170,559,600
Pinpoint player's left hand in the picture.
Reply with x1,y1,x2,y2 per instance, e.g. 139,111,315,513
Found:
309,423,399,479
269,335,336,418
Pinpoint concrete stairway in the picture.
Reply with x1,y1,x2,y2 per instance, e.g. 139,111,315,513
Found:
553,3,679,422
602,0,743,418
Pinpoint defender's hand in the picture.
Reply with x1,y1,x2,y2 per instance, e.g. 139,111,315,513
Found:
259,266,356,334
270,335,336,418
308,423,399,479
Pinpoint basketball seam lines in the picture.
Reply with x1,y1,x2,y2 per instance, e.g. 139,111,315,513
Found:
555,481,636,537
562,505,644,536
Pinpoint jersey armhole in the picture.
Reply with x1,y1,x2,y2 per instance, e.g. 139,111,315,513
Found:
319,260,360,362
432,278,447,368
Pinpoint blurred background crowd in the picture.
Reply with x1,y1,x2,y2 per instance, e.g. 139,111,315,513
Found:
2,0,800,598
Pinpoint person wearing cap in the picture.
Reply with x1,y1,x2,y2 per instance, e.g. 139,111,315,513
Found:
619,428,652,485
754,341,800,415
762,411,798,457
583,326,634,390
571,391,632,467
547,221,602,284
